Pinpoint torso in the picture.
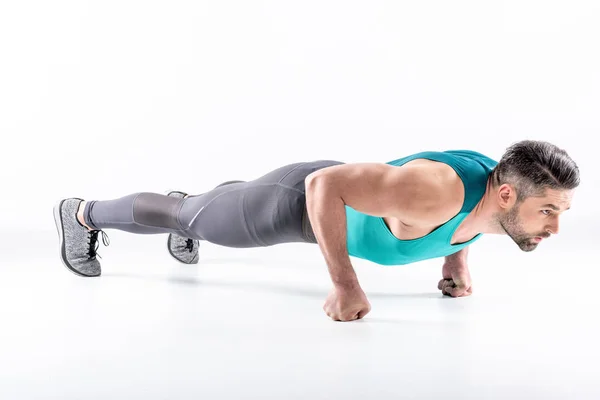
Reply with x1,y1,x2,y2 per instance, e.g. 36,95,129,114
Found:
382,158,467,243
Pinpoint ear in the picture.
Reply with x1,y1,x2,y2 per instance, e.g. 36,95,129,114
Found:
497,184,517,209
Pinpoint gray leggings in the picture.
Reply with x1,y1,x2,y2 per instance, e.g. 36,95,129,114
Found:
83,160,344,247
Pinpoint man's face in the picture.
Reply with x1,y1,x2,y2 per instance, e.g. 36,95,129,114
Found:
497,188,574,252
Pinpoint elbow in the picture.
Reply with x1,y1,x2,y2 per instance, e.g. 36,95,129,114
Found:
305,170,325,187
305,172,338,205
305,171,327,195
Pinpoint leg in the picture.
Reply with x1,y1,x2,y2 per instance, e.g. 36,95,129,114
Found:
79,180,249,236
54,160,344,277
177,159,345,247
82,192,191,236
165,181,246,264
83,160,344,246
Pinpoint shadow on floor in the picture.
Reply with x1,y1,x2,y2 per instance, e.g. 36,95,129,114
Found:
103,270,445,300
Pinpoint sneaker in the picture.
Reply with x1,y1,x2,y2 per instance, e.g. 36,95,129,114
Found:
53,198,110,277
166,181,245,264
166,191,200,264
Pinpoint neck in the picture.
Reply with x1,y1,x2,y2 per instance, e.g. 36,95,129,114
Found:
456,179,506,238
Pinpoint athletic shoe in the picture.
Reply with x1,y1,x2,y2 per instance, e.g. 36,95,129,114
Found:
166,181,245,264
53,198,110,277
166,191,200,264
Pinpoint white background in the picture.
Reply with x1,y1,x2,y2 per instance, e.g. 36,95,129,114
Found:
0,1,598,225
1,1,599,399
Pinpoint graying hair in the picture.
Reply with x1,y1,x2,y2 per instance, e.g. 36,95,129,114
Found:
490,140,580,201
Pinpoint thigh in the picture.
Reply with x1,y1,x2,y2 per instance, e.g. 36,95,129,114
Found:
178,182,308,247
177,160,345,246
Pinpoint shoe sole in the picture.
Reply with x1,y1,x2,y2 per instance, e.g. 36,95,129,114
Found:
53,199,100,277
163,183,242,265
164,190,199,265
166,234,198,265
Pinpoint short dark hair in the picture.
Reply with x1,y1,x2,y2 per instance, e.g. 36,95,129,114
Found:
490,140,580,201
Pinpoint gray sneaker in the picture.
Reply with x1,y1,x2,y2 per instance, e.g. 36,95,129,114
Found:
53,198,110,277
166,191,200,264
166,181,245,264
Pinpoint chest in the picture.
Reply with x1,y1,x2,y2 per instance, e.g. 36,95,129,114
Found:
382,217,439,241
382,216,476,245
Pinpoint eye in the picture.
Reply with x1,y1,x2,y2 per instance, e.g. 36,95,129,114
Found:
541,210,551,215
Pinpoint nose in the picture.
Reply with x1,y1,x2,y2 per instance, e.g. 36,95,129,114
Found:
546,218,560,235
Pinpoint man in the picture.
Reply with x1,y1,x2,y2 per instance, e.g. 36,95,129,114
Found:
53,139,580,322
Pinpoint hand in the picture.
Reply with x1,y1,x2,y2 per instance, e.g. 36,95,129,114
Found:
438,259,473,297
323,285,371,321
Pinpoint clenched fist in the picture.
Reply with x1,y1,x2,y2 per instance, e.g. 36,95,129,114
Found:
323,285,371,321
438,259,473,297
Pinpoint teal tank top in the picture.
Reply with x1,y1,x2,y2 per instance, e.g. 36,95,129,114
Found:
345,150,498,265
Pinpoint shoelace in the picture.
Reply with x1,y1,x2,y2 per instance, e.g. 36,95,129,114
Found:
88,230,110,260
184,238,194,253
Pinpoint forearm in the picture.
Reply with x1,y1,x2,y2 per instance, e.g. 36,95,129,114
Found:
440,246,473,296
305,176,359,289
446,246,468,264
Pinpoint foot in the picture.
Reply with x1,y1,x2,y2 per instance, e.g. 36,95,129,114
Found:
53,198,110,277
166,191,200,264
165,181,245,264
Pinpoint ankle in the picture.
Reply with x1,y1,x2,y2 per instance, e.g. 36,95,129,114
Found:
77,201,93,230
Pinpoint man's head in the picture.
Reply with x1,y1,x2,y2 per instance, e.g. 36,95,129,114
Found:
490,140,580,252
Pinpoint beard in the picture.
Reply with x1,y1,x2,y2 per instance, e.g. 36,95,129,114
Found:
496,204,540,252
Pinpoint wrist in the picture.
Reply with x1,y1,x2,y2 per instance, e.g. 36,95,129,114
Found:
333,277,360,292
445,257,467,266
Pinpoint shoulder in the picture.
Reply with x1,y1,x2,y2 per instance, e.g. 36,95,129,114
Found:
395,159,464,224
443,149,499,171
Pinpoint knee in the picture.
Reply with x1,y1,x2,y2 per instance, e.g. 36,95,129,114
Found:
132,192,185,229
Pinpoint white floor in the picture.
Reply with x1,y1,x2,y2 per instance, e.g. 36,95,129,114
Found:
1,228,598,400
